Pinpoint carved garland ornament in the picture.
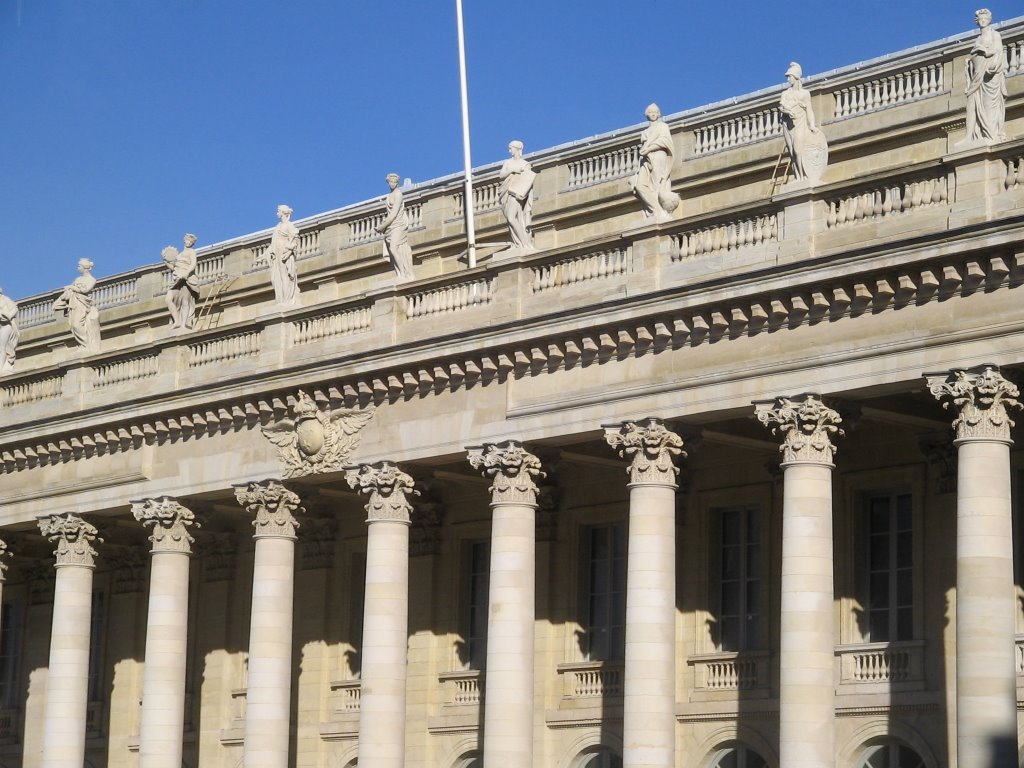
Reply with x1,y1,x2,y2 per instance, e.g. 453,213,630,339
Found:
467,441,545,506
131,497,200,554
755,394,844,465
926,364,1022,442
346,462,418,524
38,512,102,567
603,418,685,485
261,390,376,478
234,479,303,539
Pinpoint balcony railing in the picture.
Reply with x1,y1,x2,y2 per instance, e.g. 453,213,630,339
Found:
836,641,925,688
438,669,481,706
557,660,624,700
329,679,362,715
689,651,769,692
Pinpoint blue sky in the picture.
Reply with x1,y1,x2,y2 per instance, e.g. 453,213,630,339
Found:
0,1,990,299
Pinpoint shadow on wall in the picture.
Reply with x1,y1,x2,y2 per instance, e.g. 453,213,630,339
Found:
987,735,1016,767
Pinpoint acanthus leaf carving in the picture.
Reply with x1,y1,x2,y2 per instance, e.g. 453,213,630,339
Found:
926,364,1022,442
234,479,303,539
38,512,102,568
261,390,375,478
603,417,685,485
131,496,200,554
467,441,545,506
755,393,844,465
345,461,417,524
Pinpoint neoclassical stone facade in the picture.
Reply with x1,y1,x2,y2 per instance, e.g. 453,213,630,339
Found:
1,15,1024,768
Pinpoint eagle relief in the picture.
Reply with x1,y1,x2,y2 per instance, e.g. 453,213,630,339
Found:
261,390,376,478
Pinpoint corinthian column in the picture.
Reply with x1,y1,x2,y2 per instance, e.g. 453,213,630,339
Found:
604,419,684,768
755,394,843,768
927,365,1022,767
467,441,544,768
234,480,302,768
346,462,417,768
132,498,199,768
38,513,101,768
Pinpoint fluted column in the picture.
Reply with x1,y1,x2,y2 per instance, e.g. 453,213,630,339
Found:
927,365,1022,767
467,441,544,768
234,480,302,768
133,498,199,768
346,462,417,768
38,513,101,768
604,419,684,768
756,394,843,768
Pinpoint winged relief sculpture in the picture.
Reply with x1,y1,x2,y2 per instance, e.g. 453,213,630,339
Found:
261,390,376,478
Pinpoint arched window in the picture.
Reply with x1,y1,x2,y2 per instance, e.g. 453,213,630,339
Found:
454,754,481,768
573,748,622,768
857,740,926,768
709,744,769,768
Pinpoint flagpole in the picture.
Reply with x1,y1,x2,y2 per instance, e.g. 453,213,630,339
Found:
455,0,477,268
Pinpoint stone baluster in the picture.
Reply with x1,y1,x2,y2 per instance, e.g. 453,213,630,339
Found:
38,513,102,768
755,394,844,768
604,418,684,768
467,441,544,768
234,480,302,768
926,365,1022,767
346,462,417,768
132,497,199,768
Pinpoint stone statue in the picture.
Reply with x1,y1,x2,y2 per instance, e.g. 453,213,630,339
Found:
631,103,680,222
267,204,299,306
780,62,828,186
965,8,1007,143
499,140,536,253
53,258,100,352
162,233,200,330
0,289,19,374
376,173,415,283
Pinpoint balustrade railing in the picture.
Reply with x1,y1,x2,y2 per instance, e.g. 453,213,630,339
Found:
292,306,372,345
406,278,493,319
836,642,923,686
349,204,423,244
453,181,502,217
438,670,481,706
693,108,781,155
674,214,779,260
188,330,261,368
16,298,58,329
532,248,631,292
567,145,640,190
689,652,766,691
93,277,139,309
329,679,362,714
1006,39,1024,77
93,353,160,389
1005,157,1024,190
826,174,947,227
1,373,63,407
832,63,943,119
557,661,624,700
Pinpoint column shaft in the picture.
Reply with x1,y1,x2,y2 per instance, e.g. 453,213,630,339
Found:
243,536,295,768
482,501,536,767
138,551,190,768
778,462,835,768
622,483,676,768
955,440,1017,766
41,565,94,768
357,520,410,767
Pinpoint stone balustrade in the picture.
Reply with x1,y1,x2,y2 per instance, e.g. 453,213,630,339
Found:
825,174,948,228
693,107,781,155
437,670,481,707
831,62,944,119
688,652,768,692
836,642,925,689
556,661,624,700
329,679,362,715
452,181,502,217
566,144,640,189
673,214,779,260
531,248,632,292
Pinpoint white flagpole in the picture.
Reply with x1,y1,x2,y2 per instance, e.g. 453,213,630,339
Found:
455,0,477,268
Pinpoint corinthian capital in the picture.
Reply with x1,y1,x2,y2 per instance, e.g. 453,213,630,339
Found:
926,364,1022,443
603,418,685,485
755,394,844,465
467,441,545,506
234,479,302,540
132,497,200,554
38,513,102,568
345,461,418,524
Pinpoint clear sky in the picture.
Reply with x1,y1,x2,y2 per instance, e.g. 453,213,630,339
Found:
0,0,995,300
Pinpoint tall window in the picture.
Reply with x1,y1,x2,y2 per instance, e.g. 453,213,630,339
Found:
0,601,22,709
865,492,913,642
464,540,490,670
714,506,762,652
583,522,626,661
87,590,106,704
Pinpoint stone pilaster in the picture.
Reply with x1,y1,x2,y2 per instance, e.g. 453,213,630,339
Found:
346,462,416,768
234,480,302,768
755,394,843,768
132,498,199,768
38,513,101,768
927,365,1022,767
467,441,544,768
604,418,683,768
